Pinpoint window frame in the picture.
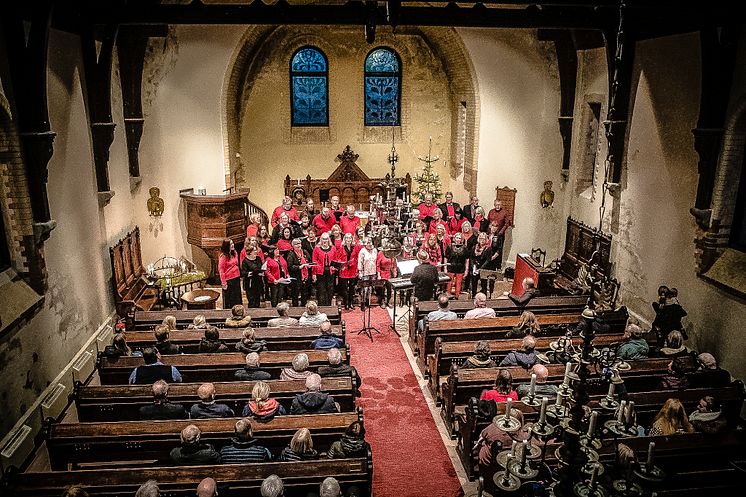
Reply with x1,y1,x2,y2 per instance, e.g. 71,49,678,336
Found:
289,46,329,127
364,46,402,127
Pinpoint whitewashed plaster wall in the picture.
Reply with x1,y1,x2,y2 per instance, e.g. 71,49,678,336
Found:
566,33,746,384
459,28,565,266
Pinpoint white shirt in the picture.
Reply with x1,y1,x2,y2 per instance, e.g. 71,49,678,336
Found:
358,247,378,277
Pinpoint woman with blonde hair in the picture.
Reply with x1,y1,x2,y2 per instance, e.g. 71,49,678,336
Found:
279,428,318,461
187,314,208,330
162,315,178,331
242,381,286,421
235,327,267,354
649,398,694,436
660,330,689,357
506,311,541,338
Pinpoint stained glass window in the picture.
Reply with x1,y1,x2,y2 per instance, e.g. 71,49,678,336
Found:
364,47,401,126
291,47,328,126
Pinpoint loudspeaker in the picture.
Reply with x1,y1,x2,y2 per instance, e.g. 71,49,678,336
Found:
320,189,330,202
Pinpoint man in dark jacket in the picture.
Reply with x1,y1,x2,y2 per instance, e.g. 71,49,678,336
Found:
199,326,229,353
154,325,182,355
234,352,272,381
509,277,540,306
139,379,188,420
318,348,354,377
290,374,339,414
410,250,439,302
169,425,221,465
311,321,344,350
128,347,182,385
499,335,538,368
219,418,273,463
190,382,235,419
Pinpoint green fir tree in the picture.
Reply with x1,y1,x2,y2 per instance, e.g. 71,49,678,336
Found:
413,138,443,205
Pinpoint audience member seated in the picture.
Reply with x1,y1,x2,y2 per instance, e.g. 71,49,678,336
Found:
299,300,328,327
499,335,538,368
139,379,188,420
509,277,540,306
505,311,540,338
690,352,731,387
135,480,160,497
187,315,208,330
104,333,141,358
461,340,498,369
327,421,370,459
649,398,694,436
689,396,728,435
162,315,178,331
225,304,252,328
169,424,221,465
279,428,319,461
128,347,183,385
235,352,272,381
290,373,339,414
62,485,89,497
196,478,218,497
418,293,458,331
657,356,691,390
235,327,267,354
220,418,273,463
319,477,343,497
318,348,354,378
615,323,649,361
261,475,284,497
243,380,287,420
659,330,690,358
480,369,519,402
154,324,182,355
199,326,229,353
477,408,531,496
516,364,558,400
268,302,299,328
311,321,344,350
464,292,496,319
190,382,235,419
280,353,312,381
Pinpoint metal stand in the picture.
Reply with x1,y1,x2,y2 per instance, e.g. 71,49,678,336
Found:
390,285,412,337
357,277,383,341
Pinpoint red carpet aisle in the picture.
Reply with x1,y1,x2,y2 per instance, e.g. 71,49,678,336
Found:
343,307,463,497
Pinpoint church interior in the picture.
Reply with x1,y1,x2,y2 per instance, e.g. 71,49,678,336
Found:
1,1,746,496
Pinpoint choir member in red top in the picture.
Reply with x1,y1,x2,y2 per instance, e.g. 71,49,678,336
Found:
422,233,443,267
439,191,460,222
354,226,367,245
473,206,490,233
218,238,242,308
448,207,466,234
335,233,360,310
246,213,262,238
265,245,290,307
287,238,312,307
417,193,437,224
312,207,336,235
312,233,337,306
339,205,360,234
277,226,294,255
330,224,343,247
487,199,511,268
376,247,398,308
271,196,299,227
428,208,449,234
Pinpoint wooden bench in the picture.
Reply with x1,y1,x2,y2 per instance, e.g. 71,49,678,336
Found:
427,333,627,402
97,347,350,385
439,358,706,437
7,457,373,496
46,411,363,470
74,376,359,422
110,227,160,317
132,306,342,330
456,382,745,480
123,325,345,353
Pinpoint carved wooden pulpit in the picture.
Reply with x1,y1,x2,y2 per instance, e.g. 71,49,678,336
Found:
180,189,249,282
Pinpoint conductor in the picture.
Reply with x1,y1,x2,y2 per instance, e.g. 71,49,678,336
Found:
410,250,439,302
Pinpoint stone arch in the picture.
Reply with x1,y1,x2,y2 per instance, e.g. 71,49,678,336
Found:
222,26,480,195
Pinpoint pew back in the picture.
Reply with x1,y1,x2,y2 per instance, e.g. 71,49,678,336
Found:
132,306,341,330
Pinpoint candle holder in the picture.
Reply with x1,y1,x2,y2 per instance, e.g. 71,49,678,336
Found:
494,469,522,492
508,455,540,480
633,463,665,483
493,414,521,433
523,392,541,407
603,419,638,438
611,479,643,497
598,393,619,410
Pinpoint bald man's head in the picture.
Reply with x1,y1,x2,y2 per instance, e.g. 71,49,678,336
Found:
531,364,549,383
320,320,333,335
197,383,215,402
196,478,217,497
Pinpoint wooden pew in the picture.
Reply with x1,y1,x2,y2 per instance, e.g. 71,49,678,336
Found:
97,347,350,385
75,376,359,422
123,324,345,353
132,306,341,330
427,333,626,402
456,382,746,480
8,457,373,496
439,358,698,437
46,411,362,470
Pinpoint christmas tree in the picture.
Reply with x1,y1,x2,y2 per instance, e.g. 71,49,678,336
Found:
413,137,443,205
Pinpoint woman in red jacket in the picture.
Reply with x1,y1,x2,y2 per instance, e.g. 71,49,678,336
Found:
312,232,337,307
335,232,360,310
218,238,242,308
265,245,290,307
376,247,398,308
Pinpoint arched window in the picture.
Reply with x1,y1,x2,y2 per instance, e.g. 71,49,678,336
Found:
364,47,401,126
290,47,328,126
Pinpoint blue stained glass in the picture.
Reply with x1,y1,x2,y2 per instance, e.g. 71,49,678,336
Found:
291,47,328,126
364,48,400,126
365,48,399,72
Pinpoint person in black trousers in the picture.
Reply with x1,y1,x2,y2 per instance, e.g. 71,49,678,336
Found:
287,238,312,307
241,245,264,308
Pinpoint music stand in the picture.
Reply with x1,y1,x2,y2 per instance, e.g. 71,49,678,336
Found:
357,276,384,341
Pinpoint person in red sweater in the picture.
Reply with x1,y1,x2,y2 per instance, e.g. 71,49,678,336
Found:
265,245,290,307
487,199,511,269
422,233,443,267
376,248,398,308
246,212,262,239
428,208,449,234
271,196,299,228
312,207,336,235
218,238,242,308
330,224,343,247
448,207,466,235
339,205,360,234
480,369,519,403
417,193,437,224
276,226,294,255
335,233,360,310
312,233,337,307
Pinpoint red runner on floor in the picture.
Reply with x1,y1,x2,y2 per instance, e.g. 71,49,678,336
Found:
344,307,463,497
